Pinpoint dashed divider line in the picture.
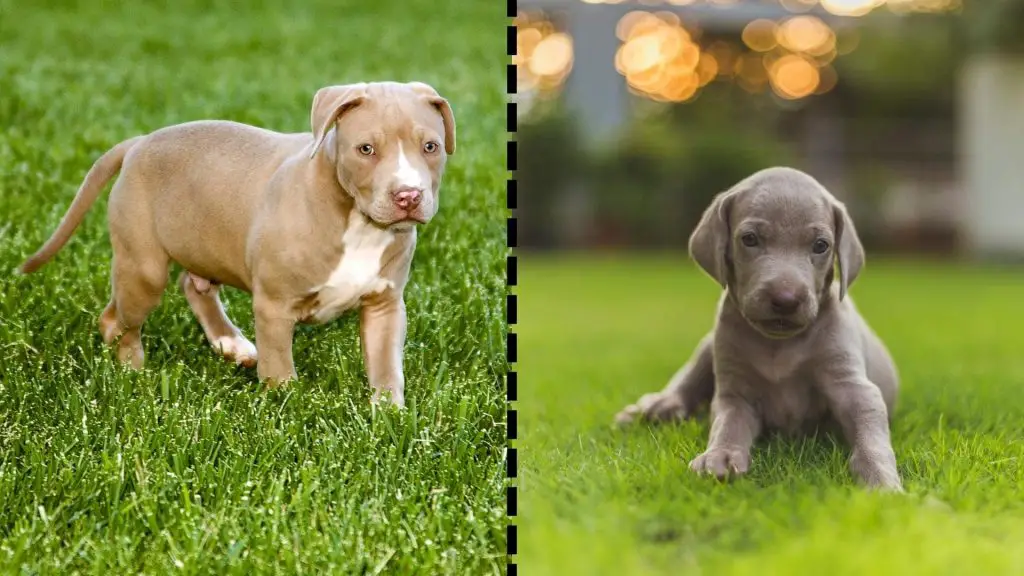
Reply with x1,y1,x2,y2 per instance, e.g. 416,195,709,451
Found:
507,255,518,286
507,2,519,573
507,218,518,250
507,102,517,133
507,485,518,516
507,371,517,402
507,294,518,325
507,179,517,210
507,140,517,171
507,333,517,364
507,409,518,440
507,447,518,481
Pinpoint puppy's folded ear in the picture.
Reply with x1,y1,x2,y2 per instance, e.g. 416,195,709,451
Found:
309,83,369,158
407,82,456,155
832,199,865,301
689,189,738,288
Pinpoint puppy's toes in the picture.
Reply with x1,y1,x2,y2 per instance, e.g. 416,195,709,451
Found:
212,335,258,367
849,449,902,492
614,393,687,427
613,403,643,426
689,448,750,481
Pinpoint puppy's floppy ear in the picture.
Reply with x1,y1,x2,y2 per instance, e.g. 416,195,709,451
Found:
309,83,368,159
407,82,456,155
831,199,865,301
689,188,739,288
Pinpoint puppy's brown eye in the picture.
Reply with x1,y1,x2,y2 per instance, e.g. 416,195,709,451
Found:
358,144,375,156
740,233,759,247
813,239,830,254
423,141,439,154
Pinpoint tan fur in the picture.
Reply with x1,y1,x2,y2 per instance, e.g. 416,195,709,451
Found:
18,81,457,406
616,167,902,491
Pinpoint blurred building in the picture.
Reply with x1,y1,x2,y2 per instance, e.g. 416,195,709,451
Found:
515,0,1024,259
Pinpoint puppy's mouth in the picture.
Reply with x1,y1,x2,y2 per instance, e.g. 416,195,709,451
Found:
369,214,429,230
751,318,808,339
387,216,428,229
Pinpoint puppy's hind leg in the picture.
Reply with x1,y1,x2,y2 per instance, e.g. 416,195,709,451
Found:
99,248,170,369
179,272,257,368
615,333,716,426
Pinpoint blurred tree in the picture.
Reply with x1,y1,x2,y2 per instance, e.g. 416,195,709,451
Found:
963,0,1024,54
517,110,585,249
836,16,959,115
587,93,795,248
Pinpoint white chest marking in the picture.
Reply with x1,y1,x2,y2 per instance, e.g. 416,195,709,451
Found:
310,211,395,323
394,142,425,189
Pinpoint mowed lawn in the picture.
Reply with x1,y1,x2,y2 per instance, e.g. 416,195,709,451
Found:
0,0,506,574
519,254,1024,575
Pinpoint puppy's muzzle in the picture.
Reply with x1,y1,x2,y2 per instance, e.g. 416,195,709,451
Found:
749,285,812,337
393,186,422,210
378,186,429,227
769,290,802,316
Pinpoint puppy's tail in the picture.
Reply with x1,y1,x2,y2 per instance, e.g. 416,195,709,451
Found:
18,135,144,274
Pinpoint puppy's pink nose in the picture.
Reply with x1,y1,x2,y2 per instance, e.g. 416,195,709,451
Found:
393,187,422,209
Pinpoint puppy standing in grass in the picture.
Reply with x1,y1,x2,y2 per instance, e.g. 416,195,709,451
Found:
616,167,903,491
18,81,456,407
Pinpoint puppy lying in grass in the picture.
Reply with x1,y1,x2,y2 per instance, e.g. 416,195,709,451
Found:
18,81,456,406
616,167,902,491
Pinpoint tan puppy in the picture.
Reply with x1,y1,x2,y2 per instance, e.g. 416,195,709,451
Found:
18,81,456,406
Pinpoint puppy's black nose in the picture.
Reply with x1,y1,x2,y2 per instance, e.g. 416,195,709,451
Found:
770,291,801,315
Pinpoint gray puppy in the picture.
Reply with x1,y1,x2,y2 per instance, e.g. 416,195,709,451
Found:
616,167,902,491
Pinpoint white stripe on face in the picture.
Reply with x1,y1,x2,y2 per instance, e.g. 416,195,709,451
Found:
393,142,426,189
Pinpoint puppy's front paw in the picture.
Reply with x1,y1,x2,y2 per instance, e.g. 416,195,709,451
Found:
849,448,903,492
614,392,688,427
689,447,750,480
212,335,258,368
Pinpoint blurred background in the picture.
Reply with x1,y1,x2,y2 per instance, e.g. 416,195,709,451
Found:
514,0,1024,258
515,3,1024,572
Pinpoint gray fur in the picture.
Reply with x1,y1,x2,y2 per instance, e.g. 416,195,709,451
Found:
616,167,902,491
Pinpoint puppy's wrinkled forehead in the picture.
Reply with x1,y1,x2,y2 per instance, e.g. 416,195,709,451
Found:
345,83,445,137
731,170,834,234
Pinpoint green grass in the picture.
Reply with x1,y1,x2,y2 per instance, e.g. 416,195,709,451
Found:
519,254,1024,575
0,0,506,573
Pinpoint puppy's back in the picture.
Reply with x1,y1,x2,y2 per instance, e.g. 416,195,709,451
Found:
108,120,312,286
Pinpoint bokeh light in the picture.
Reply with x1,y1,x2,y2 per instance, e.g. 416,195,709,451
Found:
777,16,834,55
742,19,778,53
615,11,705,102
529,34,574,77
516,12,574,95
565,0,962,104
578,0,958,12
768,54,820,99
616,9,844,103
820,0,884,17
